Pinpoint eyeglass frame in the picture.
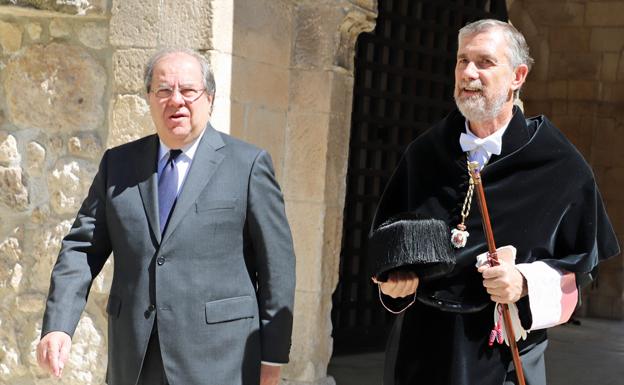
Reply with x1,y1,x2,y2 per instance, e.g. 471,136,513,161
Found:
150,85,207,103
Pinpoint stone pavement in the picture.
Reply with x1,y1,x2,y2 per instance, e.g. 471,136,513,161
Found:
327,317,624,385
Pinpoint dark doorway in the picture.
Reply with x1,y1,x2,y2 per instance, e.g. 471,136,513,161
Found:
331,0,508,355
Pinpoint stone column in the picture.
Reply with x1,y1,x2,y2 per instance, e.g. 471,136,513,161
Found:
281,1,376,384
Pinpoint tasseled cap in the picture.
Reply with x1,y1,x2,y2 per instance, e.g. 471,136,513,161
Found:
368,213,455,282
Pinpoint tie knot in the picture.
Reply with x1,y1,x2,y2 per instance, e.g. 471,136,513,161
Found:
169,149,182,162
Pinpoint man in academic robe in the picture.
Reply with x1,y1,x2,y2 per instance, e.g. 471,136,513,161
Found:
369,19,620,385
36,48,296,385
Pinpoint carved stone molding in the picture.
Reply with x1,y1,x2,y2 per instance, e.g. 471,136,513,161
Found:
335,5,377,70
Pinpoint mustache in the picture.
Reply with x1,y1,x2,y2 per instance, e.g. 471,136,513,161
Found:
458,80,484,92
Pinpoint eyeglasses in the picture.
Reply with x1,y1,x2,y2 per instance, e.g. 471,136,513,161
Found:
151,86,206,103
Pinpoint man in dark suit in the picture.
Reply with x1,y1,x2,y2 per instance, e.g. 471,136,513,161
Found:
36,48,296,385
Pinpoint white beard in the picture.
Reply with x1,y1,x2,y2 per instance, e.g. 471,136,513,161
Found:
454,81,509,123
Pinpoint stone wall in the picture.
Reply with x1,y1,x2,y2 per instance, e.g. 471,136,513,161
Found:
509,0,624,319
0,3,111,384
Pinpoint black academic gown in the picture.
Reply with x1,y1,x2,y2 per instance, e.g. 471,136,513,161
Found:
371,107,620,385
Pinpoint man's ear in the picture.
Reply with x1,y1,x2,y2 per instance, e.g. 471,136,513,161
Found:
511,64,529,91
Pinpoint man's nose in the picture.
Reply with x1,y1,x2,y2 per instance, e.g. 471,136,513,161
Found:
168,89,185,106
462,61,479,79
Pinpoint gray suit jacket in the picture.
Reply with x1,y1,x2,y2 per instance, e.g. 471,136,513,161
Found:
42,125,296,385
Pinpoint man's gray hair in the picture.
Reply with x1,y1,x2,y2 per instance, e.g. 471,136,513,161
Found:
459,19,534,71
144,47,216,96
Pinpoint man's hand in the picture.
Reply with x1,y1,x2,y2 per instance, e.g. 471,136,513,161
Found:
37,331,72,378
372,270,419,298
260,363,281,385
478,258,527,304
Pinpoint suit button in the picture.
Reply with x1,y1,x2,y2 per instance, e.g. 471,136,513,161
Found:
156,257,165,265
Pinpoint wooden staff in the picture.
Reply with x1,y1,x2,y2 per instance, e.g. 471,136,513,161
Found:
468,162,526,385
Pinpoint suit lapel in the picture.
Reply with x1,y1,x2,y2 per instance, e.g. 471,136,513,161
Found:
161,124,225,244
135,135,162,243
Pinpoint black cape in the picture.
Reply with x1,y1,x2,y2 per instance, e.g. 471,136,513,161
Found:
370,107,620,385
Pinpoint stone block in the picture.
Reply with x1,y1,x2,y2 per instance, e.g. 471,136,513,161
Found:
285,201,324,292
245,106,287,181
601,82,624,103
0,133,20,165
24,22,41,41
593,118,624,167
30,205,49,224
526,2,584,26
324,113,350,206
547,80,567,99
112,49,155,94
600,167,624,203
0,20,21,53
522,100,552,118
231,58,290,110
29,220,72,292
530,38,550,82
0,166,28,210
2,0,106,15
161,0,212,50
108,94,154,148
602,53,620,81
293,3,341,68
521,81,547,101
233,0,292,67
289,69,333,113
4,43,106,132
26,141,45,176
48,159,97,215
285,290,333,382
590,28,624,52
77,22,108,50
330,72,355,117
15,294,44,313
586,2,624,26
586,294,620,319
567,101,598,116
62,314,107,384
283,112,330,202
320,205,343,292
550,101,567,116
549,53,601,80
110,0,161,47
68,133,103,160
552,115,593,158
49,19,71,38
228,100,246,138
567,80,600,101
549,27,590,52
210,95,232,135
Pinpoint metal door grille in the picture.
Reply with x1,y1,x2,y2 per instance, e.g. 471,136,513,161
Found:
331,0,508,354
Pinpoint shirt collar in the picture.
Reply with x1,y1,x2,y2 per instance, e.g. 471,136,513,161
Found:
158,126,206,163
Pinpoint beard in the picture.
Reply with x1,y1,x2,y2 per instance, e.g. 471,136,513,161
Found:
454,80,509,123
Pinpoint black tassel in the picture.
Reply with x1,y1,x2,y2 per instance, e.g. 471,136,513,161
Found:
369,213,455,282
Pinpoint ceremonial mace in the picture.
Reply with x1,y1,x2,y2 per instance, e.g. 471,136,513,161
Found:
468,161,526,385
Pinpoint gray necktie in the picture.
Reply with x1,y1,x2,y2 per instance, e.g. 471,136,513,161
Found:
158,149,182,234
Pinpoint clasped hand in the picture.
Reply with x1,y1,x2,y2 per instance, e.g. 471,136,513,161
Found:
372,270,419,298
373,245,526,303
